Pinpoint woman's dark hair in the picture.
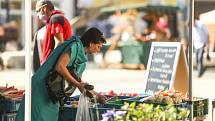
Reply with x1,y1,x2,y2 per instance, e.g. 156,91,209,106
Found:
80,27,106,47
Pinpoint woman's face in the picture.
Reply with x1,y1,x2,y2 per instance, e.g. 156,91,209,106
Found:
88,42,103,54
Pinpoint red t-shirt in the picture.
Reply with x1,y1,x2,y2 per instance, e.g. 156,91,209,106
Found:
41,10,72,64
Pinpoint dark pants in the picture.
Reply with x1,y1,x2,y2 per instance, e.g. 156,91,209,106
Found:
195,47,204,77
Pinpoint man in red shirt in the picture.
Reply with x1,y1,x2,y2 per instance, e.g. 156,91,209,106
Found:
36,0,72,64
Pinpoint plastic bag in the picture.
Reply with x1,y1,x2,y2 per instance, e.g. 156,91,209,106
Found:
75,91,91,121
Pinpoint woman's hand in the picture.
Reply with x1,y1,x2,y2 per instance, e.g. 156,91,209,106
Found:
96,93,108,104
77,82,85,93
90,91,108,104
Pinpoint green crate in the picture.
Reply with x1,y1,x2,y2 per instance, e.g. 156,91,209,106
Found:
0,113,16,121
192,98,209,117
0,99,20,113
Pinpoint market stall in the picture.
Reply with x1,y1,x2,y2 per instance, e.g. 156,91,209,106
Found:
58,42,208,121
92,5,182,69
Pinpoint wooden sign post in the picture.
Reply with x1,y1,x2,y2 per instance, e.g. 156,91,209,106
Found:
144,42,189,95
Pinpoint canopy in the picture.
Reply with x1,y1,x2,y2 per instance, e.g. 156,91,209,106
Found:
100,4,179,13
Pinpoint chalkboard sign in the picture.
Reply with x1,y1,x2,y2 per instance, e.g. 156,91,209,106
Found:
144,42,181,95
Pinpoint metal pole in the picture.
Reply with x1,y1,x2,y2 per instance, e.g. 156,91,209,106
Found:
24,0,32,121
189,0,194,120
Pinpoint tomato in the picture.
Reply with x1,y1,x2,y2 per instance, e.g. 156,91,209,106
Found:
108,90,117,96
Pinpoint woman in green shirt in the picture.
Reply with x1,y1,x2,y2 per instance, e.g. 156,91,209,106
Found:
15,27,106,121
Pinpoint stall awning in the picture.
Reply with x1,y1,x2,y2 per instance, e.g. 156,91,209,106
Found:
100,4,179,13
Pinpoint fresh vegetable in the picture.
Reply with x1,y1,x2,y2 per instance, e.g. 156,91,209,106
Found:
101,90,139,97
0,86,24,100
101,102,190,121
145,90,188,104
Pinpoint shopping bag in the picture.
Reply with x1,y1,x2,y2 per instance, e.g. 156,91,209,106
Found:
75,91,92,121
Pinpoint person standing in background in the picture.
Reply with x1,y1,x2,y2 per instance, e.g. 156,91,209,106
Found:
32,26,46,72
35,0,72,64
193,13,210,77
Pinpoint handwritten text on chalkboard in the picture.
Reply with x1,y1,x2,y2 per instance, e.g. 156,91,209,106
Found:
146,46,177,94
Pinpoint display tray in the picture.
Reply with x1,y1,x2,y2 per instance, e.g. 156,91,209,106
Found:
65,95,137,105
61,95,135,121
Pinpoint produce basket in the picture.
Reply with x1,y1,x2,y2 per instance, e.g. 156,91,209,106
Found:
122,96,188,109
122,90,188,109
0,86,24,113
0,99,20,113
59,106,122,121
61,94,133,121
